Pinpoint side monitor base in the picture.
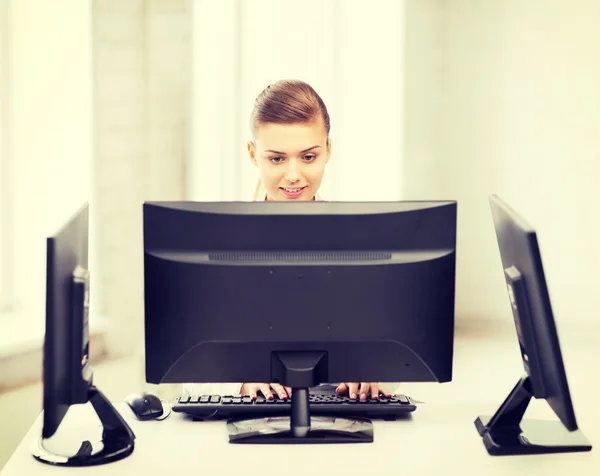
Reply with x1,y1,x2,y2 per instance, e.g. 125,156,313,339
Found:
474,375,592,456
475,415,592,455
32,386,135,466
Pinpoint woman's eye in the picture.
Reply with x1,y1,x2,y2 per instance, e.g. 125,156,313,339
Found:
304,155,316,162
269,157,283,163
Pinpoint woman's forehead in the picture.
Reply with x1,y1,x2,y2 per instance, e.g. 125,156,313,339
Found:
255,121,327,152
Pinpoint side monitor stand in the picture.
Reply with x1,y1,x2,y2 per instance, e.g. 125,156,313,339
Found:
226,351,373,444
32,386,135,466
475,375,592,455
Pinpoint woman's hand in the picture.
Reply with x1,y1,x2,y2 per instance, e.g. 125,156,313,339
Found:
240,383,292,400
336,382,392,401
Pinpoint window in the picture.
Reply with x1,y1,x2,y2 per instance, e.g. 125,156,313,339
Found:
0,0,93,361
0,0,12,314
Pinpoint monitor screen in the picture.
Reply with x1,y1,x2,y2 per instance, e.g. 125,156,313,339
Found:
489,194,578,430
143,201,457,387
474,195,591,456
42,203,92,439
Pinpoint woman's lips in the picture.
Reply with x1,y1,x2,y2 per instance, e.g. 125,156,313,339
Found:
280,186,307,198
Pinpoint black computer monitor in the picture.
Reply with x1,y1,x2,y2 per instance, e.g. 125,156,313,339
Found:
143,201,457,443
474,194,592,455
33,203,135,466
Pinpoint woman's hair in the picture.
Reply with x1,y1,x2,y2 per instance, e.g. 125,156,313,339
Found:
250,79,331,200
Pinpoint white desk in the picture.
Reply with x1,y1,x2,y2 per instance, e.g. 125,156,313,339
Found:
0,400,597,476
2,334,598,475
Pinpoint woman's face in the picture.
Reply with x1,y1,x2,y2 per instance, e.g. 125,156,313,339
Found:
248,118,330,201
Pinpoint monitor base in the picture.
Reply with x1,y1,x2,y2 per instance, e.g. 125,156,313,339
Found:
32,386,135,466
227,352,374,444
475,416,592,455
227,415,373,444
475,375,592,456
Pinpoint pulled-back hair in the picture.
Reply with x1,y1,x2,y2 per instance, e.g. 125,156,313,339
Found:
250,79,331,137
250,80,331,200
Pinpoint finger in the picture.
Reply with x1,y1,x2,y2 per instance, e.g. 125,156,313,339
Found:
259,384,273,400
336,383,348,395
271,383,288,400
377,383,392,398
348,383,359,399
248,385,258,400
285,387,293,397
359,382,370,401
370,384,380,400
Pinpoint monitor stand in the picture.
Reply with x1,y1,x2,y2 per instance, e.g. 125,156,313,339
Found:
475,375,592,455
32,386,135,466
226,351,373,444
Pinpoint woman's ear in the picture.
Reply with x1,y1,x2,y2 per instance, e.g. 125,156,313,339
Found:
248,141,258,167
325,137,332,164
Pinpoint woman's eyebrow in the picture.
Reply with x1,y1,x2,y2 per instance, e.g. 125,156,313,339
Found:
265,145,321,155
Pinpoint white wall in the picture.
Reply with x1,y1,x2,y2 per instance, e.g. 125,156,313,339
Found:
93,0,189,356
189,0,405,202
2,0,597,365
403,0,443,201
189,0,600,338
429,0,600,335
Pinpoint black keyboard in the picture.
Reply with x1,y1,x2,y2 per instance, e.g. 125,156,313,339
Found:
172,394,416,421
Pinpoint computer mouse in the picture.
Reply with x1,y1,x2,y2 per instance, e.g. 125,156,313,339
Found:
124,392,165,420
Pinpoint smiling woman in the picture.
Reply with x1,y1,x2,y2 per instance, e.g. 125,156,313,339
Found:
215,78,401,402
247,79,331,201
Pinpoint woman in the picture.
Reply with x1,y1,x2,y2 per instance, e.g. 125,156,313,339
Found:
184,80,399,401
247,79,330,202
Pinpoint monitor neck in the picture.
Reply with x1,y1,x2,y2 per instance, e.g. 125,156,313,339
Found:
227,351,374,443
272,351,328,437
484,374,532,430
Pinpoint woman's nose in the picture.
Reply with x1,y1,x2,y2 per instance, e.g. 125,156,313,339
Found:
284,161,300,183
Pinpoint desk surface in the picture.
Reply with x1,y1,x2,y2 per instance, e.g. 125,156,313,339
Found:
1,401,597,476
2,334,598,475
